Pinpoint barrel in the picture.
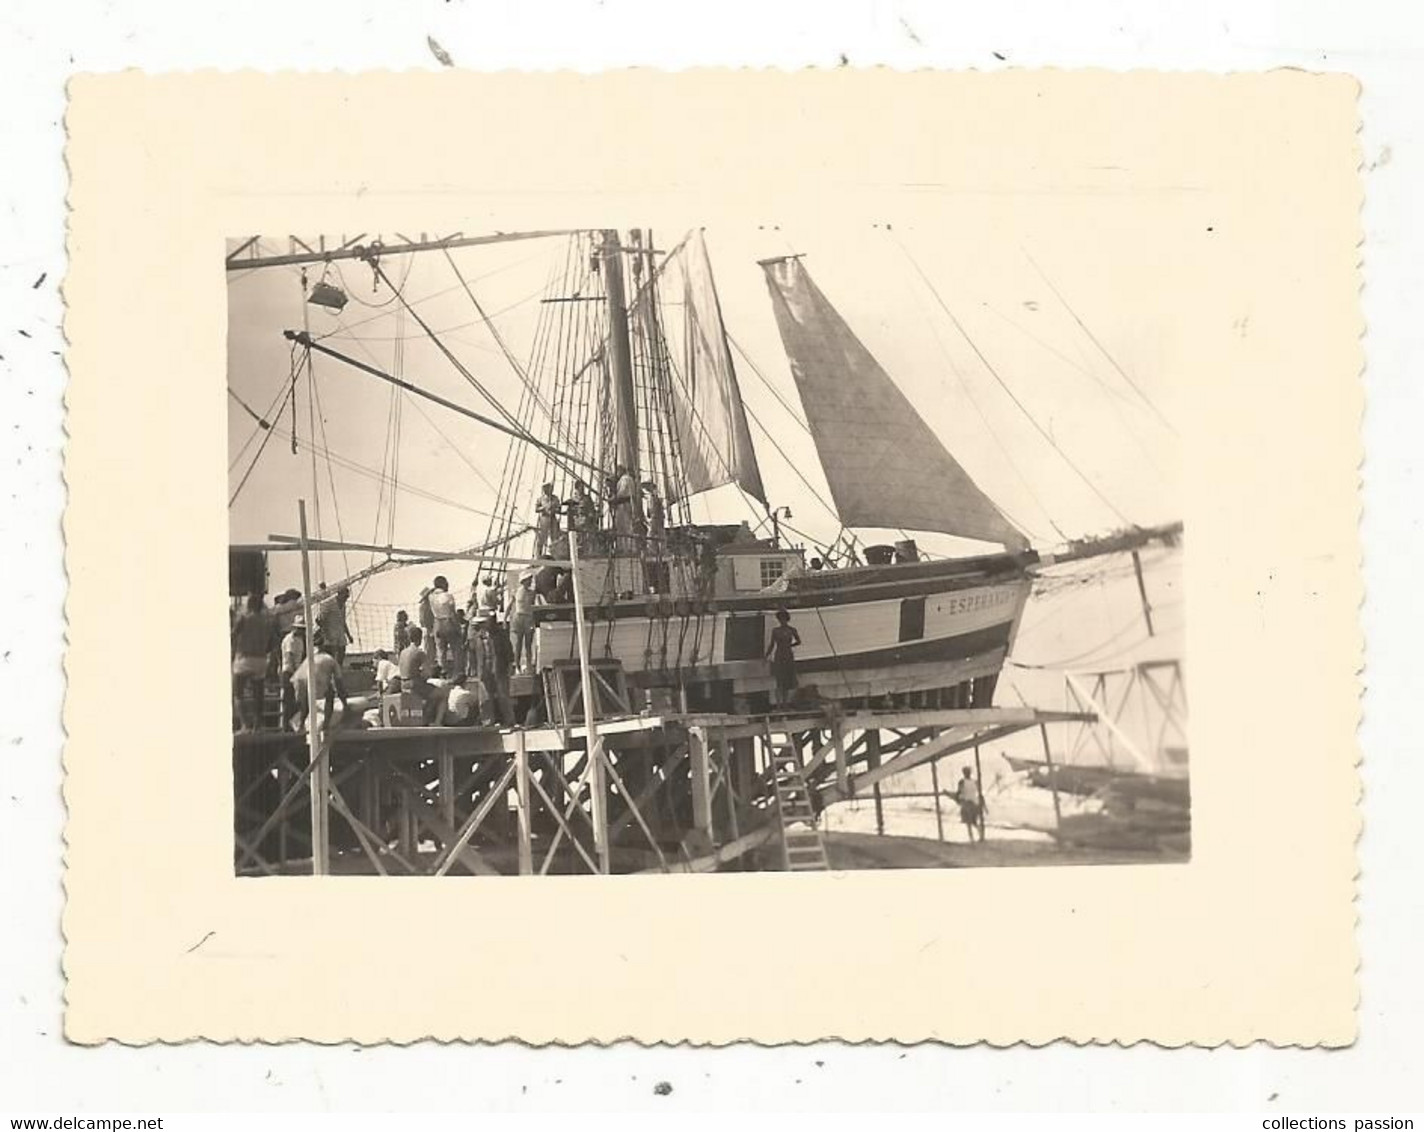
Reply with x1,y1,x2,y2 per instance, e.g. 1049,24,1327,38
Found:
863,544,895,565
894,538,920,563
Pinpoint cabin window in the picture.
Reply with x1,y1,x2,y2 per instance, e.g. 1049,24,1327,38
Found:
723,614,766,661
759,557,787,589
899,596,927,642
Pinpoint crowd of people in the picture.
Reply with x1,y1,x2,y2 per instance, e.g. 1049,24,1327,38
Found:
229,585,351,735
230,554,585,736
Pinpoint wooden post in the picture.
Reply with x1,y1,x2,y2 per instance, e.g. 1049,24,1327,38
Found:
688,726,714,838
297,500,330,876
973,741,987,842
1039,723,1063,831
830,707,849,797
568,531,611,874
601,230,641,491
1131,550,1155,637
930,760,945,842
514,729,533,875
439,743,456,836
867,730,884,836
719,732,740,846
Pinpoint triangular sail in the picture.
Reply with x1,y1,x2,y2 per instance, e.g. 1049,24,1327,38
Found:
761,255,1028,550
663,231,767,504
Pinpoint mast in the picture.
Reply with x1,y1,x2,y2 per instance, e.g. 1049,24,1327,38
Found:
601,230,640,485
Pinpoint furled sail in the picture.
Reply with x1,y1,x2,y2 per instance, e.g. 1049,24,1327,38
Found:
761,255,1028,550
663,231,766,504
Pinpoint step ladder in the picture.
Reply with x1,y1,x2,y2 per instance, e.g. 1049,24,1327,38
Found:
765,725,831,872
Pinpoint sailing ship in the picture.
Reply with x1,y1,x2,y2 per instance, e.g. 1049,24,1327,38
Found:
233,228,1180,720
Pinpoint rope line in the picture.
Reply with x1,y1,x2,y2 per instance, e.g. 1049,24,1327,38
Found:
892,234,1133,528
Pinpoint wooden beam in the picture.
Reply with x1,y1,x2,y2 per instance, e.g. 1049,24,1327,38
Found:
823,721,1041,801
224,229,578,271
431,761,517,877
639,825,775,875
514,731,533,876
264,535,572,570
688,727,714,837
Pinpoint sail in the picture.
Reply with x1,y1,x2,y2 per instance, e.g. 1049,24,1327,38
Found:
664,231,766,504
761,255,1028,551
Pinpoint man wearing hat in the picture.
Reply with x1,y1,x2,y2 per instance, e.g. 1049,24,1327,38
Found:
533,481,561,558
278,614,307,729
272,588,304,635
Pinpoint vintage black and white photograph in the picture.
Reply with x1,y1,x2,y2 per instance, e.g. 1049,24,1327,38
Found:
226,225,1185,877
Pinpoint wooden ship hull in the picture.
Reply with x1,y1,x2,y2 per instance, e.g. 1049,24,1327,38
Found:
535,556,1032,709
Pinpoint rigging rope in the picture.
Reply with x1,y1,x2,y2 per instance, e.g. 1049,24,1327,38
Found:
891,233,1133,529
227,387,497,519
363,252,593,491
228,377,298,507
892,258,1061,543
441,247,588,462
1023,250,1178,436
979,301,1171,485
307,363,353,582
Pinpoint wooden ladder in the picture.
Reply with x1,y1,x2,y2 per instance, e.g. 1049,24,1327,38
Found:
765,724,831,872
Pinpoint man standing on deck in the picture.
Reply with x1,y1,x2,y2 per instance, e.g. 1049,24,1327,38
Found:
291,636,347,736
508,574,537,673
474,575,499,618
315,587,351,666
567,479,599,540
641,481,666,542
278,616,307,729
956,766,986,843
611,464,638,552
417,584,436,643
428,575,459,674
764,608,801,709
272,588,303,638
231,593,276,733
397,626,446,725
392,609,411,654
471,612,516,726
533,481,562,559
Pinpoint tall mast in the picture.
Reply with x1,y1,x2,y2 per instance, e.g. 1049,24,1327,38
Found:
601,229,640,483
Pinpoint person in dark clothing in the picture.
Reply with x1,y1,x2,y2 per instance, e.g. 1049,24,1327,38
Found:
956,766,986,843
392,609,411,653
231,593,277,732
567,478,600,538
315,587,351,666
471,613,515,726
765,608,801,708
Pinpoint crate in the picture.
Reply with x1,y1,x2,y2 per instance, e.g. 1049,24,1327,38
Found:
381,692,426,728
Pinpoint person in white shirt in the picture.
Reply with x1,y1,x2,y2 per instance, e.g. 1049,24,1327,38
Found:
373,648,399,693
278,619,307,728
